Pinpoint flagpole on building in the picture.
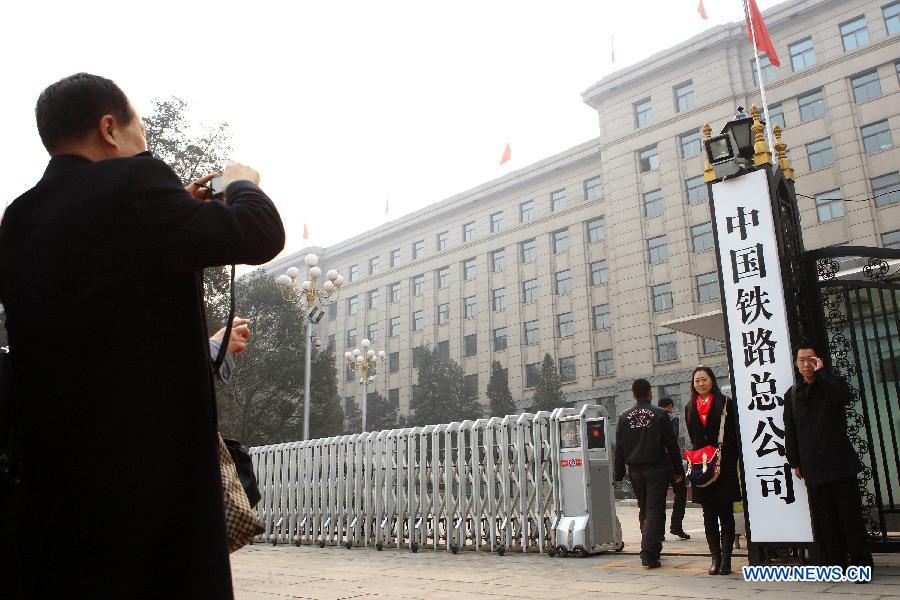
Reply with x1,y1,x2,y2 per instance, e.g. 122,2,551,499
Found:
744,0,776,151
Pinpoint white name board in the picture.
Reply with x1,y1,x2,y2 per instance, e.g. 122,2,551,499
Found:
711,169,813,543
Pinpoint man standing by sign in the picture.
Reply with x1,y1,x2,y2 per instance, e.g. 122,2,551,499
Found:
659,397,690,540
784,344,873,570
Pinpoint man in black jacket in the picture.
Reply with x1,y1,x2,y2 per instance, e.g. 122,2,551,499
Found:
784,344,873,571
615,379,683,568
0,73,285,598
659,397,689,539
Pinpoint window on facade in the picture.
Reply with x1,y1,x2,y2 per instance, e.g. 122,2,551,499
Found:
557,313,574,337
697,272,720,302
464,374,478,396
648,235,668,264
884,1,900,35
413,310,424,331
524,320,539,345
367,323,378,343
438,341,449,362
852,70,882,102
490,327,508,352
463,222,476,242
789,38,816,71
463,258,476,281
766,102,785,130
390,249,400,268
412,346,424,369
656,332,678,362
464,334,477,357
390,316,400,337
526,363,541,388
521,238,537,263
751,53,776,86
490,212,504,233
349,264,359,282
345,396,355,412
347,295,358,315
798,89,825,121
369,256,379,275
703,337,726,355
413,274,425,296
327,334,336,350
586,217,605,243
644,189,664,217
686,175,708,204
862,120,893,153
658,384,681,408
491,249,505,272
815,190,844,222
552,229,569,253
634,97,653,128
807,138,834,171
681,130,702,159
584,176,602,201
652,283,673,311
559,357,577,383
389,282,400,304
674,81,694,112
437,231,448,252
591,260,608,286
437,267,450,289
841,16,869,51
520,200,535,223
389,351,400,373
873,172,900,207
595,350,614,377
691,222,713,252
347,328,357,348
346,365,355,382
464,295,477,318
413,240,424,260
367,289,379,310
593,304,611,330
551,189,567,212
328,302,337,321
639,145,659,172
493,287,506,311
522,279,538,303
388,388,400,408
555,270,571,295
437,303,450,325
883,229,900,249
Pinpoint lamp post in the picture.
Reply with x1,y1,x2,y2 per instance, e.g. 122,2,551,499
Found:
276,253,343,441
344,338,385,433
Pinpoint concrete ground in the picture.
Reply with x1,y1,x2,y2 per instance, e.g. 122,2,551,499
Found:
229,505,900,599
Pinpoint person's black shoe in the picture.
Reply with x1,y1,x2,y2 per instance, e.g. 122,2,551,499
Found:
671,529,691,540
642,558,662,569
708,554,721,575
719,553,732,575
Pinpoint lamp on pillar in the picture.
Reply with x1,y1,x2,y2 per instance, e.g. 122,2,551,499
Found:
704,106,768,180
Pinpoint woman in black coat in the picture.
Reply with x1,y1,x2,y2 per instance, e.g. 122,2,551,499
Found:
684,366,741,575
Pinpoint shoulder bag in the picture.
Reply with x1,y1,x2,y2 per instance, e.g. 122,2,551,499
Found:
684,397,728,488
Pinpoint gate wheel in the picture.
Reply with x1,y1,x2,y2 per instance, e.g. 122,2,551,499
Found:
497,545,506,557
556,545,568,558
345,542,352,550
574,545,588,558
411,543,419,553
450,544,459,554
614,541,624,552
376,542,383,551
294,540,302,547
319,540,325,548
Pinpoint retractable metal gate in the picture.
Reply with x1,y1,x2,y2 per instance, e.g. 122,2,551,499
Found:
250,407,607,554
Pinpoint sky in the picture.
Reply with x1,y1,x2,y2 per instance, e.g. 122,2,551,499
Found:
0,0,781,263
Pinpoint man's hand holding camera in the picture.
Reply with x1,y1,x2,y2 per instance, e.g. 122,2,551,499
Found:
188,162,261,202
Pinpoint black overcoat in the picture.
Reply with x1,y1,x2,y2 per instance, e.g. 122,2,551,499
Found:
0,153,284,598
684,391,742,505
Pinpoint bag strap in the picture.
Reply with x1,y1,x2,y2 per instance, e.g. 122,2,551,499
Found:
715,396,728,448
211,265,236,373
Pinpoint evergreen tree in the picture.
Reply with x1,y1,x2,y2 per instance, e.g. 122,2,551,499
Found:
345,389,400,433
308,346,345,439
409,345,483,425
486,361,517,416
530,353,563,413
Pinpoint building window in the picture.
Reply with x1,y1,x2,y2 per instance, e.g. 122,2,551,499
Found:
437,303,450,325
347,295,359,315
389,282,400,304
413,310,424,331
648,235,668,264
652,283,673,312
349,264,359,282
521,238,537,263
697,272,720,302
584,176,602,201
884,1,900,35
520,200,535,223
595,350,614,377
586,217,605,242
491,249,505,273
390,249,400,268
464,295,477,318
691,222,713,252
346,365,355,382
437,231,449,252
555,270,572,295
686,175,708,204
674,81,694,112
840,16,869,51
852,70,882,102
463,258,476,281
524,320,539,345
806,138,834,171
438,341,450,361
882,229,900,249
559,357,577,383
522,278,538,303
413,240,424,260
345,397,355,413
367,289,379,310
389,316,400,337
412,346,424,369
593,304,611,330
552,229,569,253
526,363,541,388
643,189,664,218
634,97,653,128
367,323,378,343
557,313,574,337
368,256,379,275
463,222,476,242
872,172,900,207
656,332,678,362
591,260,608,286
327,334,336,350
551,189,567,212
751,53,776,86
347,328,357,348
436,267,450,289
490,212,504,233
493,287,507,311
389,351,400,373
815,190,844,222
328,302,337,321
798,89,825,121
494,327,508,351
464,374,478,397
413,274,425,296
464,334,477,357
862,120,893,153
767,102,785,130
703,337,726,355
639,145,659,172
680,130,702,159
388,388,399,409
789,38,816,71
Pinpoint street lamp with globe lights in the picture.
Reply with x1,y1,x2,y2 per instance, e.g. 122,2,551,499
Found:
344,338,385,432
276,253,343,440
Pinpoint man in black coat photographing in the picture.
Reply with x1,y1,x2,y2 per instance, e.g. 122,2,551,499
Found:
0,73,285,598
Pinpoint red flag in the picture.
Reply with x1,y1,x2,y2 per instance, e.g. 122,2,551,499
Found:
499,142,511,165
745,0,780,67
303,223,309,240
697,0,708,20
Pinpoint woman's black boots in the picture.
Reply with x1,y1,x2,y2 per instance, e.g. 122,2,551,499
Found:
707,534,721,575
719,533,735,575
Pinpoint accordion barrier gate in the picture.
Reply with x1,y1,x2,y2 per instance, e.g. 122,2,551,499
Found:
249,405,622,555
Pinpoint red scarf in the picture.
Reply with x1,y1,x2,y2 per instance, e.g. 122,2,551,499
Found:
696,395,713,426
